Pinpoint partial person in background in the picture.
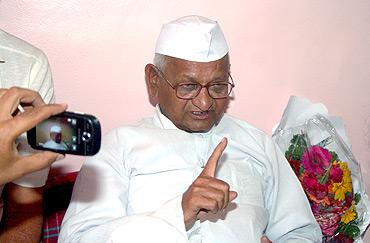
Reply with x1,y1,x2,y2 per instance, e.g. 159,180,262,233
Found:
43,125,67,151
60,16,321,242
0,29,55,242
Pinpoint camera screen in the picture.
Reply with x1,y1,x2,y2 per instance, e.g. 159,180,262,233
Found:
35,116,79,151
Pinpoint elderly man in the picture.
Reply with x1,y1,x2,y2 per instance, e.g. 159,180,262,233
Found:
43,125,67,151
60,16,321,243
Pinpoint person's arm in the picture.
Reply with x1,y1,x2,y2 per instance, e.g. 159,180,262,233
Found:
0,88,65,241
263,136,322,242
1,58,55,240
0,87,66,185
0,183,44,242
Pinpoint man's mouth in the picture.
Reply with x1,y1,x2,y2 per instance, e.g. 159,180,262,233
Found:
190,110,211,119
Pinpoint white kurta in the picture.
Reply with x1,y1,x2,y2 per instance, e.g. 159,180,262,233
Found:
59,107,322,243
43,140,67,151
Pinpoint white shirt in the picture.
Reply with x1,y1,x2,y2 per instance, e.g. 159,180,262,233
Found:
0,29,54,220
43,139,67,151
60,107,322,243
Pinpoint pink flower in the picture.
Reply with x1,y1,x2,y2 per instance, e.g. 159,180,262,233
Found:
315,212,340,237
301,145,332,174
322,224,338,237
310,202,321,214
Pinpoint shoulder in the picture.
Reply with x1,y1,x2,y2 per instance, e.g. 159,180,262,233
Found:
102,116,157,144
219,114,269,140
0,29,48,63
216,114,278,158
87,117,159,167
43,140,53,146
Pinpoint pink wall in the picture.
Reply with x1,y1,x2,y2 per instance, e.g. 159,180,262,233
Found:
1,0,370,237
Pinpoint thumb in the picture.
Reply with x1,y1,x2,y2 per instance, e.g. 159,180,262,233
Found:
0,152,64,184
200,137,227,177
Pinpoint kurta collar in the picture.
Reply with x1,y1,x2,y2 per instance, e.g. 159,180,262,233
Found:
153,105,179,130
152,105,216,137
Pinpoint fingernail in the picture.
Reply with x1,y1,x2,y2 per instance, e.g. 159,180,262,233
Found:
56,154,65,161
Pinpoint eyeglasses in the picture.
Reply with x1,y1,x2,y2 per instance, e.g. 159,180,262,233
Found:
154,66,235,100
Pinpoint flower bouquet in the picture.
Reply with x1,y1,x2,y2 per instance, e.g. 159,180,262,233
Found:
273,114,370,242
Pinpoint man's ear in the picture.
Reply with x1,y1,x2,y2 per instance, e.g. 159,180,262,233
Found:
145,64,160,107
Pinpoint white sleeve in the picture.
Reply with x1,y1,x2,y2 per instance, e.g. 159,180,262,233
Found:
11,51,54,188
12,134,50,187
11,165,49,188
59,130,188,243
29,50,55,104
263,137,322,242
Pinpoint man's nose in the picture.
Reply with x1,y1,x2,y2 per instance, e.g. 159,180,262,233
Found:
191,87,213,111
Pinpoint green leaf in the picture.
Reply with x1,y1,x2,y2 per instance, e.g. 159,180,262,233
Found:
319,163,332,184
354,193,361,204
345,224,360,238
330,151,339,162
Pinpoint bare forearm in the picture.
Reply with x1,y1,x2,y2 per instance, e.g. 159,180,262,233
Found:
0,211,43,242
0,183,44,243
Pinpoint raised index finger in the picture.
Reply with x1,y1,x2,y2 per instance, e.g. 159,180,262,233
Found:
200,137,228,177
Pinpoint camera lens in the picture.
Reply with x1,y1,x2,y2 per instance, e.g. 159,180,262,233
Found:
82,132,91,142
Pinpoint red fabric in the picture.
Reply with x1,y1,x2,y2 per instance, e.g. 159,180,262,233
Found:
42,172,78,243
42,211,66,243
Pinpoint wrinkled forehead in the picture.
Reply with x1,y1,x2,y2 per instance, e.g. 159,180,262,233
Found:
163,55,230,83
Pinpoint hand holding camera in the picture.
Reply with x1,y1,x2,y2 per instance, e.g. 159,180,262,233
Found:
0,87,67,185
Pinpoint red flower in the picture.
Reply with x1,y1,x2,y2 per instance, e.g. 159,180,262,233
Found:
345,193,354,208
303,174,329,200
331,233,354,243
329,164,343,183
288,158,300,176
301,145,332,175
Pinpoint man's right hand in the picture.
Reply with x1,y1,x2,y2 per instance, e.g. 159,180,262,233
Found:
0,87,67,185
181,137,238,230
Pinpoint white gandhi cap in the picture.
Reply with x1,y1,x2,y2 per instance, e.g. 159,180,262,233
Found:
50,125,62,133
155,15,229,62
